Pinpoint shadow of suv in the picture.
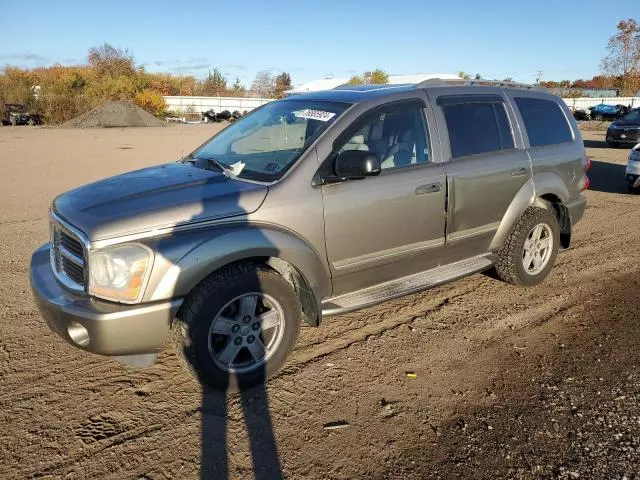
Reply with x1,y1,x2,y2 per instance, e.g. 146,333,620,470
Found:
30,78,589,391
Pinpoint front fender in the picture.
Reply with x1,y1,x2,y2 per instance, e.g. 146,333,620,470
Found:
146,224,331,306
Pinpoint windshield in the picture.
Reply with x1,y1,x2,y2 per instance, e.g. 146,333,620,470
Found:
190,99,348,181
622,109,640,122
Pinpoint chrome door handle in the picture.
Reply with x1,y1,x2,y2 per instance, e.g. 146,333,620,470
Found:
511,167,529,177
415,183,442,195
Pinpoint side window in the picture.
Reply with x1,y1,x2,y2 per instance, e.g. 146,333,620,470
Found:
442,102,514,158
337,104,430,170
514,97,573,147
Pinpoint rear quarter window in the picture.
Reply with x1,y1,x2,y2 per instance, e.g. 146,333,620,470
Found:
515,97,573,147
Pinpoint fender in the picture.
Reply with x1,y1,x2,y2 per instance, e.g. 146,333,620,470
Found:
489,172,569,251
147,224,330,324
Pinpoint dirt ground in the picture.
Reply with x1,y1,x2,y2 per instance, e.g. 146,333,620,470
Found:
0,124,639,480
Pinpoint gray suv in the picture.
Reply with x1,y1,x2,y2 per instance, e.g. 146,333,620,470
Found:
30,79,589,390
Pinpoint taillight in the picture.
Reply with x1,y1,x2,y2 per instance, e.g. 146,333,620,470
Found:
583,154,592,171
583,175,590,191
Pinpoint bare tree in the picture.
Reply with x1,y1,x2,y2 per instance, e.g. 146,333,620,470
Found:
250,70,275,98
601,18,640,95
88,43,135,77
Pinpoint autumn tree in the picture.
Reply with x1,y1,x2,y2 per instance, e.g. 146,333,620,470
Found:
601,18,640,95
88,43,135,77
274,72,293,98
348,69,389,85
457,71,471,80
251,70,275,97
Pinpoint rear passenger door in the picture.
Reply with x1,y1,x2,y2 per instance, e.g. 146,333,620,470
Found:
429,92,532,254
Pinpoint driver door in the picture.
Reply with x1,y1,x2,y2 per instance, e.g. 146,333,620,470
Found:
320,100,447,295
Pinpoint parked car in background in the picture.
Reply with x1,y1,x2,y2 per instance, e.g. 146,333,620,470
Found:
1,104,42,126
626,144,640,192
572,108,590,121
30,79,589,391
588,103,627,121
606,108,640,147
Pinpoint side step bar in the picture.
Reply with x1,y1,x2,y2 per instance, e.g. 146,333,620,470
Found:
321,254,495,316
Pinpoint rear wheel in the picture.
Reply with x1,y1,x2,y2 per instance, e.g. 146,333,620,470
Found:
172,263,301,391
494,206,560,286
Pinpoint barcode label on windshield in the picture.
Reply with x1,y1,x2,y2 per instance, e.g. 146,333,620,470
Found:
294,109,336,122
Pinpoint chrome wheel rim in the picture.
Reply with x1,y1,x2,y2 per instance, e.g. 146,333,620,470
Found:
522,223,553,275
208,292,285,374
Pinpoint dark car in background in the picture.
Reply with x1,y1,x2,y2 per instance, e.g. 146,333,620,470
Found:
606,108,640,147
589,103,629,121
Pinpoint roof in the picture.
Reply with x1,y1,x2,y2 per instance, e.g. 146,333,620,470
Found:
280,84,418,104
284,73,459,95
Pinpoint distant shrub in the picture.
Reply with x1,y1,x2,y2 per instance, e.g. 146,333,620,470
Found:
134,89,167,117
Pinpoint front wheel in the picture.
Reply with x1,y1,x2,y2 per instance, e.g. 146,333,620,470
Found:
172,263,301,391
494,206,560,286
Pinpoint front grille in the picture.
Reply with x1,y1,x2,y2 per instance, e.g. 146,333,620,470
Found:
51,221,86,291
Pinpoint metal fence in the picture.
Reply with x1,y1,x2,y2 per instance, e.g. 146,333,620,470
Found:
163,96,272,114
562,96,640,110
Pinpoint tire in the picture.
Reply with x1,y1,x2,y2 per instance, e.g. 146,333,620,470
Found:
494,206,560,286
172,263,301,392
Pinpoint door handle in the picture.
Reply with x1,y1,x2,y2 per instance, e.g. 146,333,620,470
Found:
511,167,529,177
415,183,442,195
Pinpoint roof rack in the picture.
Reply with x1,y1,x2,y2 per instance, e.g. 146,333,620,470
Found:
415,78,541,90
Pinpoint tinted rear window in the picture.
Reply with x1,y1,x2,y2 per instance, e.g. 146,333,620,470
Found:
442,102,514,158
515,97,573,147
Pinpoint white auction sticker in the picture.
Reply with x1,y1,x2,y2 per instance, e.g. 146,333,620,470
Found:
293,109,336,122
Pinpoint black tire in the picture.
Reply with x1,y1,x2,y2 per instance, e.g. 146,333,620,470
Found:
172,263,301,392
494,206,560,286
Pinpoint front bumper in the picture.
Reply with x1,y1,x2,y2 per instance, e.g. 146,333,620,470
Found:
607,129,640,144
566,194,587,225
627,160,640,187
30,243,182,356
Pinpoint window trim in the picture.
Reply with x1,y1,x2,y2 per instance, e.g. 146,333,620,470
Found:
316,99,433,183
513,96,575,148
440,98,516,160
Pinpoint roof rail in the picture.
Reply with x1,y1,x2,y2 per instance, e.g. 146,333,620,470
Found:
415,78,541,90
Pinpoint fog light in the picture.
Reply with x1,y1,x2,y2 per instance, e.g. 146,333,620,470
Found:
67,321,90,346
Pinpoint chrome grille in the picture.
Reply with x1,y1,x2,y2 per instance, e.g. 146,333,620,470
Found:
51,220,86,291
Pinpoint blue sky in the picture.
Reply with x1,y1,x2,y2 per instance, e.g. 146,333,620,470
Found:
1,0,638,87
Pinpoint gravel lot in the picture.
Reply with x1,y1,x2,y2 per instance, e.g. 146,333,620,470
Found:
0,125,638,480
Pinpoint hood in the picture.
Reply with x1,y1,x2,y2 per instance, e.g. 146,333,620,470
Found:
611,119,640,128
53,162,268,241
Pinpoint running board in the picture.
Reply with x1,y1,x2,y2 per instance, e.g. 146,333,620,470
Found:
322,254,495,316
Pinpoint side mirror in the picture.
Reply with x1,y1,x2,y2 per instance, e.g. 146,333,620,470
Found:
334,150,381,180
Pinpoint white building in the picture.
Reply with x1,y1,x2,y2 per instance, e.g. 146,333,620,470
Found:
284,73,460,95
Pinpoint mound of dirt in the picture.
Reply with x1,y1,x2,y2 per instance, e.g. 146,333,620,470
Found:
63,101,166,128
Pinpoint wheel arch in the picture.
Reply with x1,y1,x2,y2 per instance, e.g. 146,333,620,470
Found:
490,173,572,251
147,225,330,327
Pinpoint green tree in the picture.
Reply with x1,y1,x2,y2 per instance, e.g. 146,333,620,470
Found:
274,72,292,98
474,73,482,80
230,77,246,96
457,71,471,80
347,75,365,85
199,68,227,96
601,18,640,95
502,77,514,82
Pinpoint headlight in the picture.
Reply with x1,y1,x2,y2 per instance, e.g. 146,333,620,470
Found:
630,147,640,162
88,244,153,302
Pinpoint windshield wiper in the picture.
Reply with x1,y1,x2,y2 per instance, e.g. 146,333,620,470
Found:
191,156,237,178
